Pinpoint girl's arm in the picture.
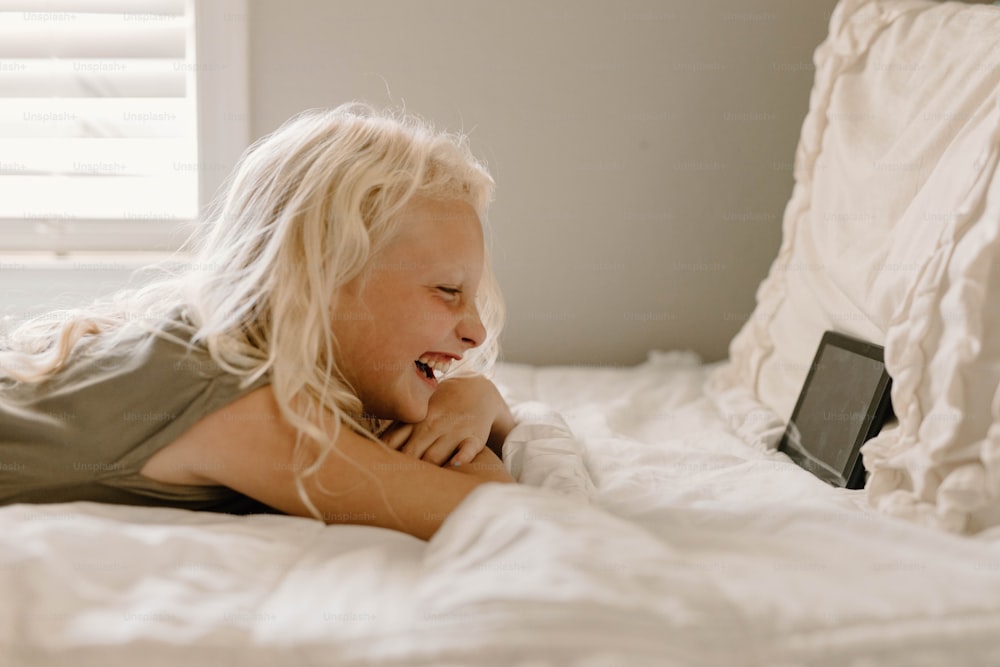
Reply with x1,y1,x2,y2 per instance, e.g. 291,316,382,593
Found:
382,375,516,466
189,386,514,541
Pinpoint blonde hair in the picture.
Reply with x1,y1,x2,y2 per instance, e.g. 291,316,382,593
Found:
1,103,503,519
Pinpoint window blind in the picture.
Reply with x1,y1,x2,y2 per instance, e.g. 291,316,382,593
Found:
0,0,198,252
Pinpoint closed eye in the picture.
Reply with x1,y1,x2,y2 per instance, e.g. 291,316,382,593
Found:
437,286,462,297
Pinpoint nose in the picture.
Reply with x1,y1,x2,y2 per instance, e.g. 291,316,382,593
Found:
456,300,486,349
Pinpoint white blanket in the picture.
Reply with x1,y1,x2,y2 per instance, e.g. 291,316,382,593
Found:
3,353,1000,666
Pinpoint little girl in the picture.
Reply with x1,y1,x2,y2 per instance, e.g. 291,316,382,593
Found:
0,104,516,541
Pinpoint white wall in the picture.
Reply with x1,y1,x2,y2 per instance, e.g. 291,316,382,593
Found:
4,1,993,364
0,0,842,365
247,0,839,365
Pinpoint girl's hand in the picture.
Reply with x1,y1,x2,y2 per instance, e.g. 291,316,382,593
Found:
381,375,515,467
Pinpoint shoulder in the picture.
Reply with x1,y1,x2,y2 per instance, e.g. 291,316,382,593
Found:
186,386,399,516
140,384,285,486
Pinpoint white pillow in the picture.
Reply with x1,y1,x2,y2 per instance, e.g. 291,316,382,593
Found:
714,0,1000,533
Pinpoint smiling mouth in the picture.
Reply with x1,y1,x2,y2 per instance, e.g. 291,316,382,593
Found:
414,354,453,382
415,359,435,380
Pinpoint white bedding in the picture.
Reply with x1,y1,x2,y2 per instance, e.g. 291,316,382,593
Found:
3,354,1000,666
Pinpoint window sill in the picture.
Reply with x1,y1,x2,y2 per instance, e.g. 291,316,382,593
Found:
0,251,190,271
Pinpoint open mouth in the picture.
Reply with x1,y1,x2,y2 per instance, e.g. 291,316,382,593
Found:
414,355,451,382
415,359,436,380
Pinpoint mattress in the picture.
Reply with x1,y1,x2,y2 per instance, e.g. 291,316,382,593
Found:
2,352,999,666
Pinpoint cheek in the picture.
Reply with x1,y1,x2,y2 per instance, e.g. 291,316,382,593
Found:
389,296,447,337
331,301,383,373
415,302,459,341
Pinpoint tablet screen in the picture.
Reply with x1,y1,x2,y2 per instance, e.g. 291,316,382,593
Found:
778,331,893,489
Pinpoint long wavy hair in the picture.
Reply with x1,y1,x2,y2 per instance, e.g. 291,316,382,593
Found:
0,103,503,519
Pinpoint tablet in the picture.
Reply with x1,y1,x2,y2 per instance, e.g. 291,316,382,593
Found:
777,331,893,489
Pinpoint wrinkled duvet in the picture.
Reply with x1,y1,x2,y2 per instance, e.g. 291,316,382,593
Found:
2,352,1000,666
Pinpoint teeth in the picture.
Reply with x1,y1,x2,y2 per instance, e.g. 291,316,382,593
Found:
417,354,452,380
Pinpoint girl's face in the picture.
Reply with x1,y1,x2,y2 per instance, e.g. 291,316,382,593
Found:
330,195,487,423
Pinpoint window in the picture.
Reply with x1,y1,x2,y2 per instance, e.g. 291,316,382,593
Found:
0,0,247,254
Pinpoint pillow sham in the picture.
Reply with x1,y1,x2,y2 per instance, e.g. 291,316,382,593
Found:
714,0,1000,533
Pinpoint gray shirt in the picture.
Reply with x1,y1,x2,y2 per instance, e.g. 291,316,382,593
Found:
0,311,274,514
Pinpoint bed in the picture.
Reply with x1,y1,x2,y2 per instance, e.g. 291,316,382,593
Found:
4,0,1000,664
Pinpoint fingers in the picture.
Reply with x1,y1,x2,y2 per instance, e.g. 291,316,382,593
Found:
381,423,414,450
446,437,480,467
381,416,486,467
388,422,449,463
398,430,431,460
419,435,480,467
391,427,481,467
415,436,457,467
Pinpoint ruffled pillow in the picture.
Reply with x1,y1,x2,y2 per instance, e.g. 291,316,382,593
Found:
714,0,1000,533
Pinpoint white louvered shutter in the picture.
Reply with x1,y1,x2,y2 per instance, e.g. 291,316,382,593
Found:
0,0,199,252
